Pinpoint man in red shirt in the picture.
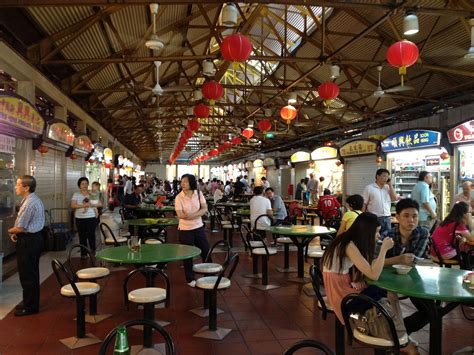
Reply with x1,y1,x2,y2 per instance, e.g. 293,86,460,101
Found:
317,189,341,221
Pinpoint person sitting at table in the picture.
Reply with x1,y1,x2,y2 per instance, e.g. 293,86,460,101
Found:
224,181,233,197
453,181,474,212
322,212,418,355
265,187,287,225
317,189,341,221
250,186,273,239
336,194,363,236
123,185,141,219
377,198,429,337
175,174,210,287
431,201,474,263
213,182,224,203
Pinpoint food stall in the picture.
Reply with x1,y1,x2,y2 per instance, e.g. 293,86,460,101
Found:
310,146,343,194
447,119,474,195
381,129,451,219
340,139,380,197
0,94,45,256
291,151,311,190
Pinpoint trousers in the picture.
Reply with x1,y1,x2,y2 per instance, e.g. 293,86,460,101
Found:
179,225,210,282
16,232,43,311
76,217,98,255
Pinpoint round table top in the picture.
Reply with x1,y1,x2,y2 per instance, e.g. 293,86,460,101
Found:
266,225,335,237
136,205,175,212
366,266,474,302
96,244,201,264
216,202,250,208
124,218,179,227
236,209,250,216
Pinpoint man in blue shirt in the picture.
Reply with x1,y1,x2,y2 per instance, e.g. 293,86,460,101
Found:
411,171,437,230
8,175,45,316
265,187,287,224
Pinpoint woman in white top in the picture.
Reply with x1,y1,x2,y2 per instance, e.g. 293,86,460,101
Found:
71,177,98,257
174,174,210,286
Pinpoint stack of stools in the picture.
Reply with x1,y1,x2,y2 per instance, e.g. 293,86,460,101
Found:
66,244,111,323
123,267,170,350
51,259,102,349
193,253,240,340
190,240,230,317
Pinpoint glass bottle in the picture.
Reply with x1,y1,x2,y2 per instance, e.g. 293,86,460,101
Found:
113,326,130,355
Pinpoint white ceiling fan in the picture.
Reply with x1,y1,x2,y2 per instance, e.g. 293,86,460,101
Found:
140,61,192,97
145,4,164,51
373,65,414,98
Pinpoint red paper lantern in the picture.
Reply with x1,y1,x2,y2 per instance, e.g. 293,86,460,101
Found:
386,40,419,86
210,149,218,156
376,156,383,165
318,81,340,107
194,103,210,119
183,129,193,140
223,141,232,149
258,119,272,133
202,80,224,106
280,105,297,125
187,119,200,132
217,145,225,153
242,128,254,139
220,33,253,66
37,144,49,155
232,137,242,145
440,152,449,160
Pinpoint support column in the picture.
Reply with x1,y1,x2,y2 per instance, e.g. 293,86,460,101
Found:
76,120,87,134
54,105,68,122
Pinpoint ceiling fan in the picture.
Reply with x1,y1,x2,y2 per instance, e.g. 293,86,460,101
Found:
145,4,164,51
373,65,414,98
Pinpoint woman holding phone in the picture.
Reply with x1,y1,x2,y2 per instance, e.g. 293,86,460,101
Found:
71,177,98,258
174,174,210,287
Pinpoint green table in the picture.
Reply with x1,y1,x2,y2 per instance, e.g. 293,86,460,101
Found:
216,202,250,209
236,209,250,216
367,266,474,355
124,218,178,235
266,225,335,280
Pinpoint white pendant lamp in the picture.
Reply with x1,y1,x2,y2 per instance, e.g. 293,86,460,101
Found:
465,18,474,59
329,64,340,79
222,3,238,27
403,12,419,36
288,92,297,104
194,89,202,101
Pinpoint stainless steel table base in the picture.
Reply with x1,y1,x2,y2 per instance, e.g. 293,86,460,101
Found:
83,313,112,324
250,284,280,291
275,266,298,273
288,276,311,284
190,306,224,318
243,273,262,279
193,326,232,340
59,334,101,349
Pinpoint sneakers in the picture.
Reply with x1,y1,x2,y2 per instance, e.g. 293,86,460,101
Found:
187,280,196,288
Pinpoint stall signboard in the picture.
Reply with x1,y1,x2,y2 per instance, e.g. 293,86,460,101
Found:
74,135,93,153
381,130,441,152
104,147,113,162
310,147,337,160
0,96,45,137
290,151,310,163
0,134,15,154
447,120,474,144
244,161,253,169
340,140,377,157
253,159,263,168
47,122,75,146
263,157,275,167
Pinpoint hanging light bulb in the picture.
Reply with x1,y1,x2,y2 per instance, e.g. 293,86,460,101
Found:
288,92,297,104
187,107,194,116
222,3,238,27
403,11,419,36
264,108,272,117
329,63,340,79
202,60,215,76
465,18,474,59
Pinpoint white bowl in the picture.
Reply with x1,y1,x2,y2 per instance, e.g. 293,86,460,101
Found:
393,264,412,275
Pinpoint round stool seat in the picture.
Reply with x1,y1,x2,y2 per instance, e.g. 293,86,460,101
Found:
221,220,231,225
193,263,223,274
249,240,264,248
276,237,293,244
196,276,231,290
128,287,167,304
120,232,131,238
145,239,162,245
242,218,251,223
76,267,110,280
105,236,127,244
308,247,324,258
353,328,408,347
252,247,278,256
61,282,100,297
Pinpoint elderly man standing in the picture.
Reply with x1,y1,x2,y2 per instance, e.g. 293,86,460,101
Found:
8,175,45,316
411,171,437,230
307,173,319,205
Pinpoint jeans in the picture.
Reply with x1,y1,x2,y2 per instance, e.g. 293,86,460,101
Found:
178,226,210,282
377,216,391,235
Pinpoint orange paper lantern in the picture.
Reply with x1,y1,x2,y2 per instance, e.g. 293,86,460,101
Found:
242,128,254,139
280,105,297,125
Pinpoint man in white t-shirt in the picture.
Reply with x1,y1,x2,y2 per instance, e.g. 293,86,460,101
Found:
250,186,273,235
362,168,397,234
306,173,319,205
123,175,133,196
261,177,270,189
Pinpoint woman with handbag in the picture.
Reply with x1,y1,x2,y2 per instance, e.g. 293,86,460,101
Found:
175,174,210,287
322,212,418,354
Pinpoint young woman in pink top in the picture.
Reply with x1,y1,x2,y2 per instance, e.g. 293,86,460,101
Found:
174,174,210,286
431,201,474,260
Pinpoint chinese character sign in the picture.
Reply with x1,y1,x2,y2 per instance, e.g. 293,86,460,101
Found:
340,140,377,157
381,130,440,152
448,120,474,144
0,96,44,135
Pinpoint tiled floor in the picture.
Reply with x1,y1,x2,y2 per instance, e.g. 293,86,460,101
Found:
0,224,473,354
